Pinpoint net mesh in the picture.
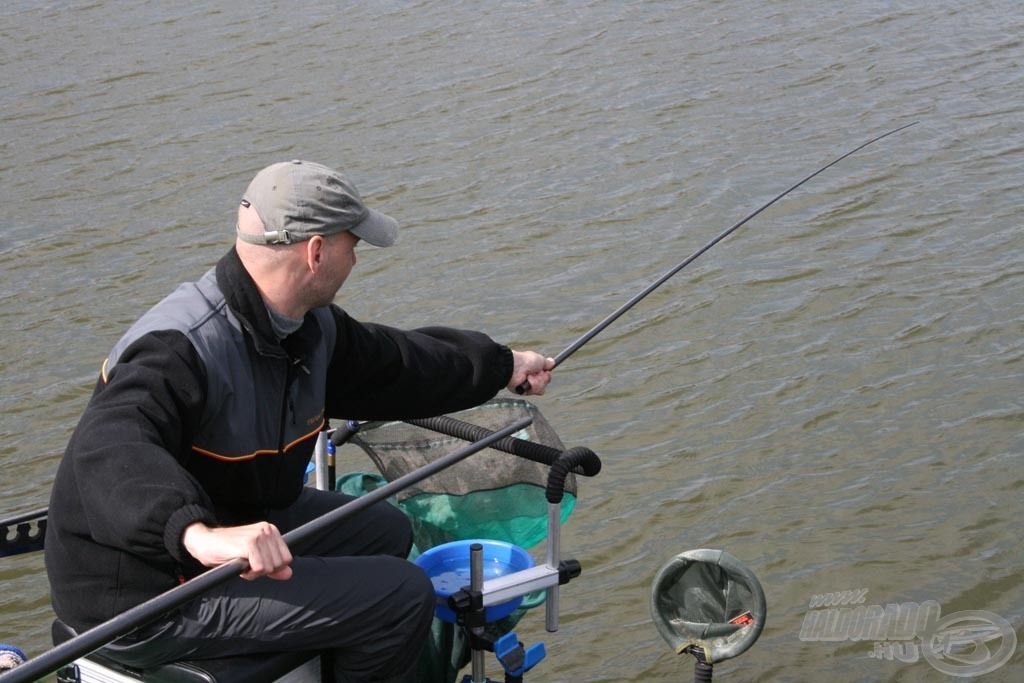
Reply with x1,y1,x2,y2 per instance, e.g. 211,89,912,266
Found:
650,549,767,663
343,398,576,551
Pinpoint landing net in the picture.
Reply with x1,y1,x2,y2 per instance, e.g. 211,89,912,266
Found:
341,397,576,552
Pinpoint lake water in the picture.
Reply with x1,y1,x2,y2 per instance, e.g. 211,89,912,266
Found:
1,1,1021,681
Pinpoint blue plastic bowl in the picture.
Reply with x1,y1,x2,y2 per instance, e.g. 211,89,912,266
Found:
414,539,534,623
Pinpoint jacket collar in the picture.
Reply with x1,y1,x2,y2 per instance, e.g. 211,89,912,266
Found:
215,247,322,361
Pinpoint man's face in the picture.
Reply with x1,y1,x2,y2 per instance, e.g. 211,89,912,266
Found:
311,230,360,307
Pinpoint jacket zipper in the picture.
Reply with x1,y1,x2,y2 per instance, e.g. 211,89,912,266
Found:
277,360,294,453
277,356,310,452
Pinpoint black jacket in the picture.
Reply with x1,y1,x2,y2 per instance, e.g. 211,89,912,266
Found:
44,248,513,631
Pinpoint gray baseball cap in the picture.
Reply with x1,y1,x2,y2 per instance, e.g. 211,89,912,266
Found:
237,160,398,247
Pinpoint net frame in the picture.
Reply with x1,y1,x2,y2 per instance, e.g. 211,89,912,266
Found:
348,398,577,501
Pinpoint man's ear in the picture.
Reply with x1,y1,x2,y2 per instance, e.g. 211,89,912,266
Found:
306,235,325,272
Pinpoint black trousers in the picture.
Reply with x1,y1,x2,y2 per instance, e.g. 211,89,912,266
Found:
102,488,436,682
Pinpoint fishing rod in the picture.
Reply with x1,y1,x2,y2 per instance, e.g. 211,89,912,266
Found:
517,121,919,394
0,417,533,683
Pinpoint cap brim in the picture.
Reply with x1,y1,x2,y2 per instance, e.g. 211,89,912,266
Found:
350,208,398,247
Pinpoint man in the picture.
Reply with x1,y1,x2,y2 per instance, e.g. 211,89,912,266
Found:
44,160,554,682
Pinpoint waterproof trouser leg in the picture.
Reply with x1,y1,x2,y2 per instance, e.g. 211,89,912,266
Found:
101,488,435,682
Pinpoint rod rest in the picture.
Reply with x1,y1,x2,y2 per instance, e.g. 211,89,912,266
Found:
545,447,601,504
51,620,321,683
0,509,47,558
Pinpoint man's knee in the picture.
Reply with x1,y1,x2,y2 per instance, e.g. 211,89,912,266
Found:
352,499,415,557
379,502,415,557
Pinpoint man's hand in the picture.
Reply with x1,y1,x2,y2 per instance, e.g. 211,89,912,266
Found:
508,350,555,396
182,521,293,581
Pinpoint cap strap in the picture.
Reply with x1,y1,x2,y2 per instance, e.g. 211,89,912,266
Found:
236,225,294,245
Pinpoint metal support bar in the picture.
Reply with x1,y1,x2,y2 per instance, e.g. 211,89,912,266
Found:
313,430,330,491
479,565,562,605
470,543,487,683
545,503,561,632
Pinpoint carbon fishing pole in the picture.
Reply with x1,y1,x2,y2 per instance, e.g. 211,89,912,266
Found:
517,121,918,394
0,417,533,683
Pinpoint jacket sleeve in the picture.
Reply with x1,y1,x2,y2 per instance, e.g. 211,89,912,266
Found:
61,329,217,564
324,306,514,420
